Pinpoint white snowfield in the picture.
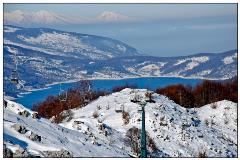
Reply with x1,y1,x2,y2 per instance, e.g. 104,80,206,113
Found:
3,100,128,157
17,32,90,53
4,29,130,60
3,88,237,157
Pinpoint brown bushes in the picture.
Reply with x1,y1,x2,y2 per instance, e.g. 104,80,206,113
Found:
32,80,109,121
156,78,237,108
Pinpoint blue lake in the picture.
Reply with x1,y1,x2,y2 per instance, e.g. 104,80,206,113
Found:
15,77,203,109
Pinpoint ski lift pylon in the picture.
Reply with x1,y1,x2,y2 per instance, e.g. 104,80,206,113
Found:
10,52,19,84
59,83,67,102
10,69,19,84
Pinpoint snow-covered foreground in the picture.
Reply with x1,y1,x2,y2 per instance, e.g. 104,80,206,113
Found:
3,100,128,157
3,88,237,157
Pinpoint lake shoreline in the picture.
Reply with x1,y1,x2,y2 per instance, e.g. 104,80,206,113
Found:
21,75,226,96
14,76,208,109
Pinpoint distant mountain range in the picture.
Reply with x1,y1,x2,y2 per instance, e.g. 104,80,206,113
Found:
3,25,237,96
4,10,136,27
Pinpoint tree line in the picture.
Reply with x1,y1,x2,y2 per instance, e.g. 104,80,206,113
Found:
155,78,237,108
32,80,109,121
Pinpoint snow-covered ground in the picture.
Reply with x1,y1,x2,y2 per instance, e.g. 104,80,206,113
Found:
3,99,128,157
3,88,237,157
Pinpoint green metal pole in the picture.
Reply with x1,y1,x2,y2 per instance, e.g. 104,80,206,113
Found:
140,102,147,158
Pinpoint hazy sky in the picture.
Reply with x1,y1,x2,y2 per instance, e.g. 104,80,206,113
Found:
4,4,236,18
4,4,237,57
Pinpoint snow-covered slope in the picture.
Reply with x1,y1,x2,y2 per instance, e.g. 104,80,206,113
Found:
57,88,237,157
5,88,236,157
3,99,129,157
4,89,237,157
4,25,140,60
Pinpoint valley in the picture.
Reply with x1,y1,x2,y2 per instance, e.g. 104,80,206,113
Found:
3,25,238,158
3,25,237,97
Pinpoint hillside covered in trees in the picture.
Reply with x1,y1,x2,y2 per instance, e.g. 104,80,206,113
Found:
156,78,237,108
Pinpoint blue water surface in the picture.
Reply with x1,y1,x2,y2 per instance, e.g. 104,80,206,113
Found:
15,77,203,109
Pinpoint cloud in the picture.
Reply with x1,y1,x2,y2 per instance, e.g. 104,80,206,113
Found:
4,10,138,27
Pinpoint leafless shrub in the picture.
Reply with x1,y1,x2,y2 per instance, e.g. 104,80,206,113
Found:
97,105,101,110
98,124,104,131
106,104,110,110
92,111,99,118
204,119,209,126
148,137,158,152
198,150,207,158
53,113,67,124
160,116,165,121
224,119,229,125
210,103,217,109
122,111,130,125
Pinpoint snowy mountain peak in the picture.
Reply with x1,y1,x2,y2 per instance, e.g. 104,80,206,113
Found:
4,10,64,26
4,9,138,27
97,11,133,22
34,10,61,23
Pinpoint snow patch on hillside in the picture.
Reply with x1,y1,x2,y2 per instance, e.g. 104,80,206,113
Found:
190,56,210,63
4,26,21,33
4,46,18,54
222,53,237,65
17,32,90,53
174,59,187,66
185,61,199,70
4,39,61,56
174,56,209,68
116,44,126,52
